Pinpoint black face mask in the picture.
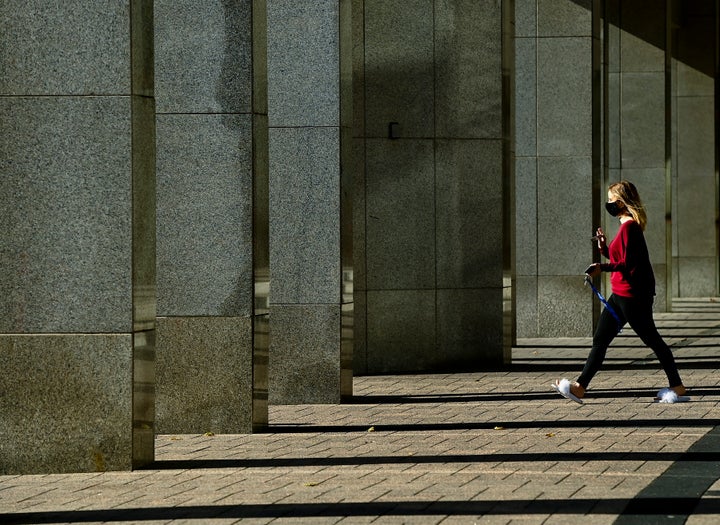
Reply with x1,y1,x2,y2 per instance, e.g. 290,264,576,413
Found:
605,201,623,217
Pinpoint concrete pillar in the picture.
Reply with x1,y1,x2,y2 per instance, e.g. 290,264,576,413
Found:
354,0,508,372
267,1,353,403
516,0,598,337
605,0,670,311
154,0,268,432
672,1,717,297
0,1,155,473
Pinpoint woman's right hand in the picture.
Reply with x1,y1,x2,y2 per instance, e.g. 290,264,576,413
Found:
585,263,601,278
594,227,606,250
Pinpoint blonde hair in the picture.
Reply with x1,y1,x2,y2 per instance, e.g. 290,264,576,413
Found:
609,180,647,231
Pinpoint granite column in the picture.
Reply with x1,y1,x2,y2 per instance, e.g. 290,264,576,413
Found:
267,0,353,403
0,0,155,473
154,0,269,432
671,1,718,298
515,0,600,337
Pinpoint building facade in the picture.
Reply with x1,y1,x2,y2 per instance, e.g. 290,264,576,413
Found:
1,0,717,474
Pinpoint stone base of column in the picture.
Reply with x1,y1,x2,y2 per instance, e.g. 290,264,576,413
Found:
0,334,154,475
269,304,351,405
155,316,255,434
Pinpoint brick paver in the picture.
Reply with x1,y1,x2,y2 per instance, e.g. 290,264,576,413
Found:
2,298,720,524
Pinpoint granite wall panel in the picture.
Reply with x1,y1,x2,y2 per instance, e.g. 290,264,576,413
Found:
364,0,434,138
155,317,253,433
515,37,537,157
154,0,252,113
352,289,368,375
676,258,717,297
365,139,435,290
352,137,367,293
436,139,503,289
515,156,538,276
0,335,134,474
267,0,340,126
537,37,592,157
515,0,537,38
269,305,341,404
366,289,435,373
516,276,539,338
0,1,130,95
607,72,621,169
677,62,714,97
156,114,253,317
619,11,664,72
537,276,593,337
435,0,501,138
269,127,341,304
537,0,591,37
537,156,592,276
0,97,133,334
675,92,716,297
352,0,366,136
436,288,504,366
620,72,665,169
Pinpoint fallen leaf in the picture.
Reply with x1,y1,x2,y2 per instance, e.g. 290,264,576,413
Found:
494,426,505,430
304,482,320,487
546,433,556,438
203,431,215,437
367,426,375,432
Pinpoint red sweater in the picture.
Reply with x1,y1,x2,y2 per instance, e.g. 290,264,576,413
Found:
599,220,656,298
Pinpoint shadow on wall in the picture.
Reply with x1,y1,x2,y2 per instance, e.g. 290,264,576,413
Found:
571,0,715,75
355,3,506,374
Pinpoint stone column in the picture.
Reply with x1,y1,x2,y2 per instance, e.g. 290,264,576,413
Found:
0,0,155,474
672,1,717,297
516,0,597,337
606,0,669,310
154,0,268,432
267,0,353,403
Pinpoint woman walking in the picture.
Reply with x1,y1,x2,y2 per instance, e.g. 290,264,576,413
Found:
553,180,687,404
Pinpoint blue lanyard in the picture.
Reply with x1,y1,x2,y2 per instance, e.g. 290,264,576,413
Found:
584,276,623,333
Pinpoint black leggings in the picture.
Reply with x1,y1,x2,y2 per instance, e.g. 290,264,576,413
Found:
577,294,683,389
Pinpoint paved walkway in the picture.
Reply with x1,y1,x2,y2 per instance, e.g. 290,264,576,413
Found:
2,298,720,524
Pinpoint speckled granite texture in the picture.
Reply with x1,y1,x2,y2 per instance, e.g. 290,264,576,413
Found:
153,0,267,432
269,127,341,305
0,1,155,475
268,305,341,405
0,335,140,474
0,1,130,95
155,317,253,433
267,0,340,126
155,114,253,317
0,96,133,334
154,0,252,113
267,1,352,402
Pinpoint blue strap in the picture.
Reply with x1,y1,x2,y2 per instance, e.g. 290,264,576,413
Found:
585,276,623,333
